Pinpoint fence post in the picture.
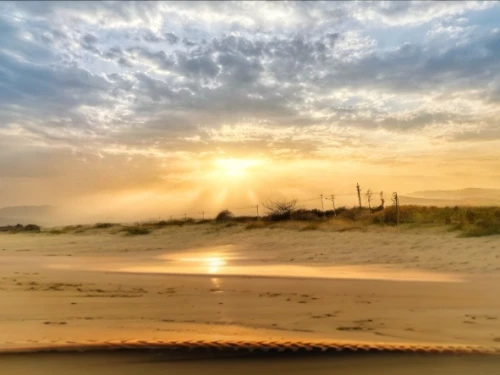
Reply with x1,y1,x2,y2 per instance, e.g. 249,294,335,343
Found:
366,189,373,212
320,194,325,219
392,192,399,228
356,183,362,208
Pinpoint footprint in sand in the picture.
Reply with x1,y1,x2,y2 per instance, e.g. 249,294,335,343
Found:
354,319,373,324
260,292,282,297
465,314,497,321
311,312,339,319
337,326,369,332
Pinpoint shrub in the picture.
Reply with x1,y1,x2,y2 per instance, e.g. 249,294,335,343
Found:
122,226,151,235
0,225,23,233
24,224,41,232
464,210,475,224
62,225,84,232
338,207,371,221
94,223,115,229
216,209,234,222
462,225,500,237
292,209,321,221
233,216,258,223
167,220,185,226
263,199,298,221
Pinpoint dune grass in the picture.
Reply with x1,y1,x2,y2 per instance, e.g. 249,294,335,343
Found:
121,226,151,236
6,205,498,237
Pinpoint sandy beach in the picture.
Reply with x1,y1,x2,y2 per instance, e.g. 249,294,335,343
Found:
1,224,500,373
1,224,499,350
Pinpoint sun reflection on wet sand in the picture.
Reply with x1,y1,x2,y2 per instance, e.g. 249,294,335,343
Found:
162,252,230,274
45,247,464,283
118,264,462,282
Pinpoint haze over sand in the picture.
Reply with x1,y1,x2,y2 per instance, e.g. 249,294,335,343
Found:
2,187,500,226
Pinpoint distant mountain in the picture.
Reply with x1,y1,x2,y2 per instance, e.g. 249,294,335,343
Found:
0,205,57,226
401,188,500,207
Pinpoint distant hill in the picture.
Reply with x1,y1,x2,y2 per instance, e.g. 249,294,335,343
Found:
401,188,500,207
0,205,57,226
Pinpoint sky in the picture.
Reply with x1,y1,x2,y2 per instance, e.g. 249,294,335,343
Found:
1,1,500,222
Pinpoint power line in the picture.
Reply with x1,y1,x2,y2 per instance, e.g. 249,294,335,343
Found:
157,185,378,221
231,205,257,211
297,197,321,203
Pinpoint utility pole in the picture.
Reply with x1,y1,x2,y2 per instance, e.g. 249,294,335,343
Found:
380,191,385,209
392,192,399,227
256,205,259,218
170,215,173,221
320,194,325,219
325,194,336,217
356,183,362,209
201,211,205,220
184,213,187,221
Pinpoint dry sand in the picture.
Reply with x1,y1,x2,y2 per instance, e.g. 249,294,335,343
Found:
1,224,500,372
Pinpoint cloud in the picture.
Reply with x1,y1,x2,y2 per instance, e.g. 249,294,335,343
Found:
81,33,100,54
1,1,500,214
349,1,495,27
164,32,179,44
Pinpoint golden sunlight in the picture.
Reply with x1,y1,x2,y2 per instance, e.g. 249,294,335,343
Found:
215,158,261,178
207,257,226,274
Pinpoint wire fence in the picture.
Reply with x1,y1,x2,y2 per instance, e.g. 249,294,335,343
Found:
156,193,364,222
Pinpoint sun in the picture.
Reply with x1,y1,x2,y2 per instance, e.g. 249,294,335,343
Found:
215,158,260,178
207,257,226,274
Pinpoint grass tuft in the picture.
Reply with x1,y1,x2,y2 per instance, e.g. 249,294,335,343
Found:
122,226,151,236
